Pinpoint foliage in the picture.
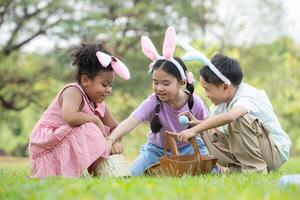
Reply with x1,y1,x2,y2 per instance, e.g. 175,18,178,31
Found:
0,0,299,157
238,37,300,154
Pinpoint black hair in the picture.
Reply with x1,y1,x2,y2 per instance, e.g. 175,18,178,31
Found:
150,57,194,133
199,53,243,86
70,43,113,83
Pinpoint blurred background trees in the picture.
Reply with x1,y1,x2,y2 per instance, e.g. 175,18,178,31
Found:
0,0,299,158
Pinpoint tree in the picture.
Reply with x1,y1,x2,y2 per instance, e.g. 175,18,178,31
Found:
0,0,221,111
0,0,76,111
0,0,71,56
211,0,286,50
0,0,221,155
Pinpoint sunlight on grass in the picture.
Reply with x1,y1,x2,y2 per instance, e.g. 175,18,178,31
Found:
1,156,300,200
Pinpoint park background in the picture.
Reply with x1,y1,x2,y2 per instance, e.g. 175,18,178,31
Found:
1,1,300,199
0,0,299,163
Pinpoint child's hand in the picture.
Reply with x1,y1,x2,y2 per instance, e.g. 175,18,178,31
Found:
180,112,201,127
177,129,197,142
111,142,123,154
106,137,114,155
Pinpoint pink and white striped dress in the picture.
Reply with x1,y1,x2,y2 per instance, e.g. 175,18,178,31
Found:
28,83,110,178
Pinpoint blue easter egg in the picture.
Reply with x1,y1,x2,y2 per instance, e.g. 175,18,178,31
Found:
278,175,300,187
179,115,189,125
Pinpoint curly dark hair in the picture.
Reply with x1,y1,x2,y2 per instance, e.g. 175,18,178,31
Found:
70,43,113,83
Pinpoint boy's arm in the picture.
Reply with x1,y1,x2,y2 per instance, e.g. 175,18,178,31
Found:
177,106,248,142
61,87,100,127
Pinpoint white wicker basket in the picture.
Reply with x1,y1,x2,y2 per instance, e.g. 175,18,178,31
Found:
96,154,131,178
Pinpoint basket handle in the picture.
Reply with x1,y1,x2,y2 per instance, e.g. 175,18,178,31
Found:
189,137,202,174
163,133,179,156
165,131,202,173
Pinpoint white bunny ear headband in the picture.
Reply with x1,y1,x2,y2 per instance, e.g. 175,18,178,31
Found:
180,42,231,85
96,51,130,80
141,26,194,84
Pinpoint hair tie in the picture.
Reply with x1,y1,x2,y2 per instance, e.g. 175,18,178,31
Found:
186,71,194,84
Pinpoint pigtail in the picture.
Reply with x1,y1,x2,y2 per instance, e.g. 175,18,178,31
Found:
186,82,194,95
150,96,162,133
186,82,194,112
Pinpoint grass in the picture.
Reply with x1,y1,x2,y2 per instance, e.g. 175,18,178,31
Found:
0,156,300,200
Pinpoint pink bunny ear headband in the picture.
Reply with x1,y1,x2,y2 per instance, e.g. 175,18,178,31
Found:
141,26,194,84
96,51,130,80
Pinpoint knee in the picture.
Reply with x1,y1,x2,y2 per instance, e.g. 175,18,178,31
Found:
77,122,107,135
202,131,209,141
229,114,257,133
76,122,97,129
202,129,219,143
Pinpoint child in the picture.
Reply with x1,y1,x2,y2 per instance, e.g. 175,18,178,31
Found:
106,27,209,176
177,51,292,173
28,43,130,178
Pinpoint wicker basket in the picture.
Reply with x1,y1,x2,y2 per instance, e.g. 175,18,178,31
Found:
144,162,163,176
96,154,131,178
145,132,217,176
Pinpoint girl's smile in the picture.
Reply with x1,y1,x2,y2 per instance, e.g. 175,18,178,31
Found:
152,68,181,103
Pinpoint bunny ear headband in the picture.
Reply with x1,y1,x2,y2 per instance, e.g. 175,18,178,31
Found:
141,26,194,84
180,42,231,85
96,51,130,80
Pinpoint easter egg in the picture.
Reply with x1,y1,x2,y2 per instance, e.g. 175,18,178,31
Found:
179,115,189,125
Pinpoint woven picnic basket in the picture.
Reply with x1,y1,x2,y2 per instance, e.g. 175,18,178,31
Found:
145,132,217,176
96,154,131,178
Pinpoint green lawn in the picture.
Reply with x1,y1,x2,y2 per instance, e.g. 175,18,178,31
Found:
0,156,299,200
